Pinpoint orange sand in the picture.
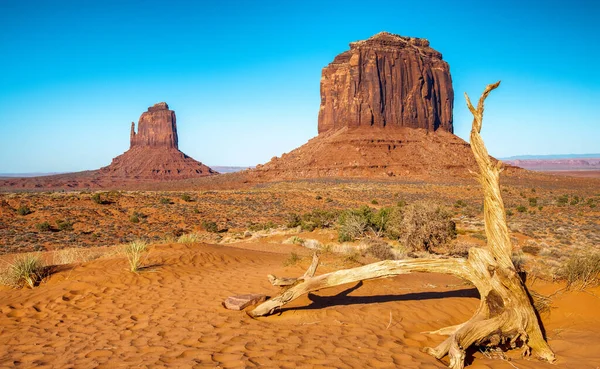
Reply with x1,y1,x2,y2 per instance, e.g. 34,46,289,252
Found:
1,242,599,368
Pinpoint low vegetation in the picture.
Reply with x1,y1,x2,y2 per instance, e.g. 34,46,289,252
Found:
16,206,31,216
559,251,600,289
337,201,456,252
123,240,149,272
201,220,219,233
0,253,45,288
177,233,201,243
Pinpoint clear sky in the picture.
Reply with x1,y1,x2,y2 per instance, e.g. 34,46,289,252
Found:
0,0,598,172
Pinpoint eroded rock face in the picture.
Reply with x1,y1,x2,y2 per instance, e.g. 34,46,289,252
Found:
318,32,453,134
130,102,178,149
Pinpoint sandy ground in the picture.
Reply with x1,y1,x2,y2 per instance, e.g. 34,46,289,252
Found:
1,242,599,369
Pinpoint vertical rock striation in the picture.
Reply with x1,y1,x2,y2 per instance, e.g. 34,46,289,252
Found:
130,102,178,149
318,32,453,134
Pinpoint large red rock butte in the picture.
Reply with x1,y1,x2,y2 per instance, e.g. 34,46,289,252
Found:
318,32,453,134
100,102,216,179
249,32,512,181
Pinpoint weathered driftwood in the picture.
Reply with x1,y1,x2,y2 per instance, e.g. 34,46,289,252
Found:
249,82,556,369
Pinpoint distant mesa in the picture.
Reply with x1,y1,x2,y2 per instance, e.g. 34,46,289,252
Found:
318,32,453,134
100,102,216,179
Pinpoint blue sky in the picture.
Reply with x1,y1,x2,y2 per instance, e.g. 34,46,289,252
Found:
0,0,598,172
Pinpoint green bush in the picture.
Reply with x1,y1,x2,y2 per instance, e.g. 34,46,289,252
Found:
56,219,73,231
181,194,192,202
557,195,569,206
160,197,171,205
202,220,219,233
129,211,146,223
17,206,31,216
528,197,538,207
371,199,379,205
36,221,51,232
516,205,527,213
91,193,104,204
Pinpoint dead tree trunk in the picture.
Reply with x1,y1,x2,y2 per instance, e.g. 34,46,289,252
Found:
249,82,556,369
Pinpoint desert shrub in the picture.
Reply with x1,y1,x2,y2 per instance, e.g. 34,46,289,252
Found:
36,221,51,232
337,206,377,241
300,209,338,231
315,195,323,200
91,192,107,204
528,197,538,207
325,198,333,203
516,205,527,213
371,199,379,205
338,212,369,242
193,207,200,214
181,194,192,202
177,233,201,243
506,209,514,216
556,195,569,206
286,213,302,228
388,202,456,252
202,220,219,233
123,240,148,272
284,252,300,266
160,197,171,205
17,206,31,216
56,219,73,231
365,240,395,260
558,251,600,289
129,211,146,224
0,254,44,288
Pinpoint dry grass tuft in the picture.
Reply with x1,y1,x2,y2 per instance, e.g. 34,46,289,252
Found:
558,251,600,289
123,240,149,272
177,233,201,244
0,253,45,288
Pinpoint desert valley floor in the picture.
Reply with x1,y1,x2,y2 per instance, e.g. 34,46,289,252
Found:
1,174,600,368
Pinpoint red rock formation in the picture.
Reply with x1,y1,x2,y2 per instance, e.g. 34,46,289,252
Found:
318,32,453,134
100,102,216,179
130,102,178,149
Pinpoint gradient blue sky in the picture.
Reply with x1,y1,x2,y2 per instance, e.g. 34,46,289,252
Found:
1,0,598,172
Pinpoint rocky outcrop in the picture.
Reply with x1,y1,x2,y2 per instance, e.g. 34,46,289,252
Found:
100,102,216,179
318,32,453,134
130,102,178,149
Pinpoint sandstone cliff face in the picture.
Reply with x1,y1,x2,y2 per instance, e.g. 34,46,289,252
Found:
318,32,453,134
130,102,178,149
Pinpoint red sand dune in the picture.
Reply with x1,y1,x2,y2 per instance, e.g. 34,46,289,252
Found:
1,242,598,368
